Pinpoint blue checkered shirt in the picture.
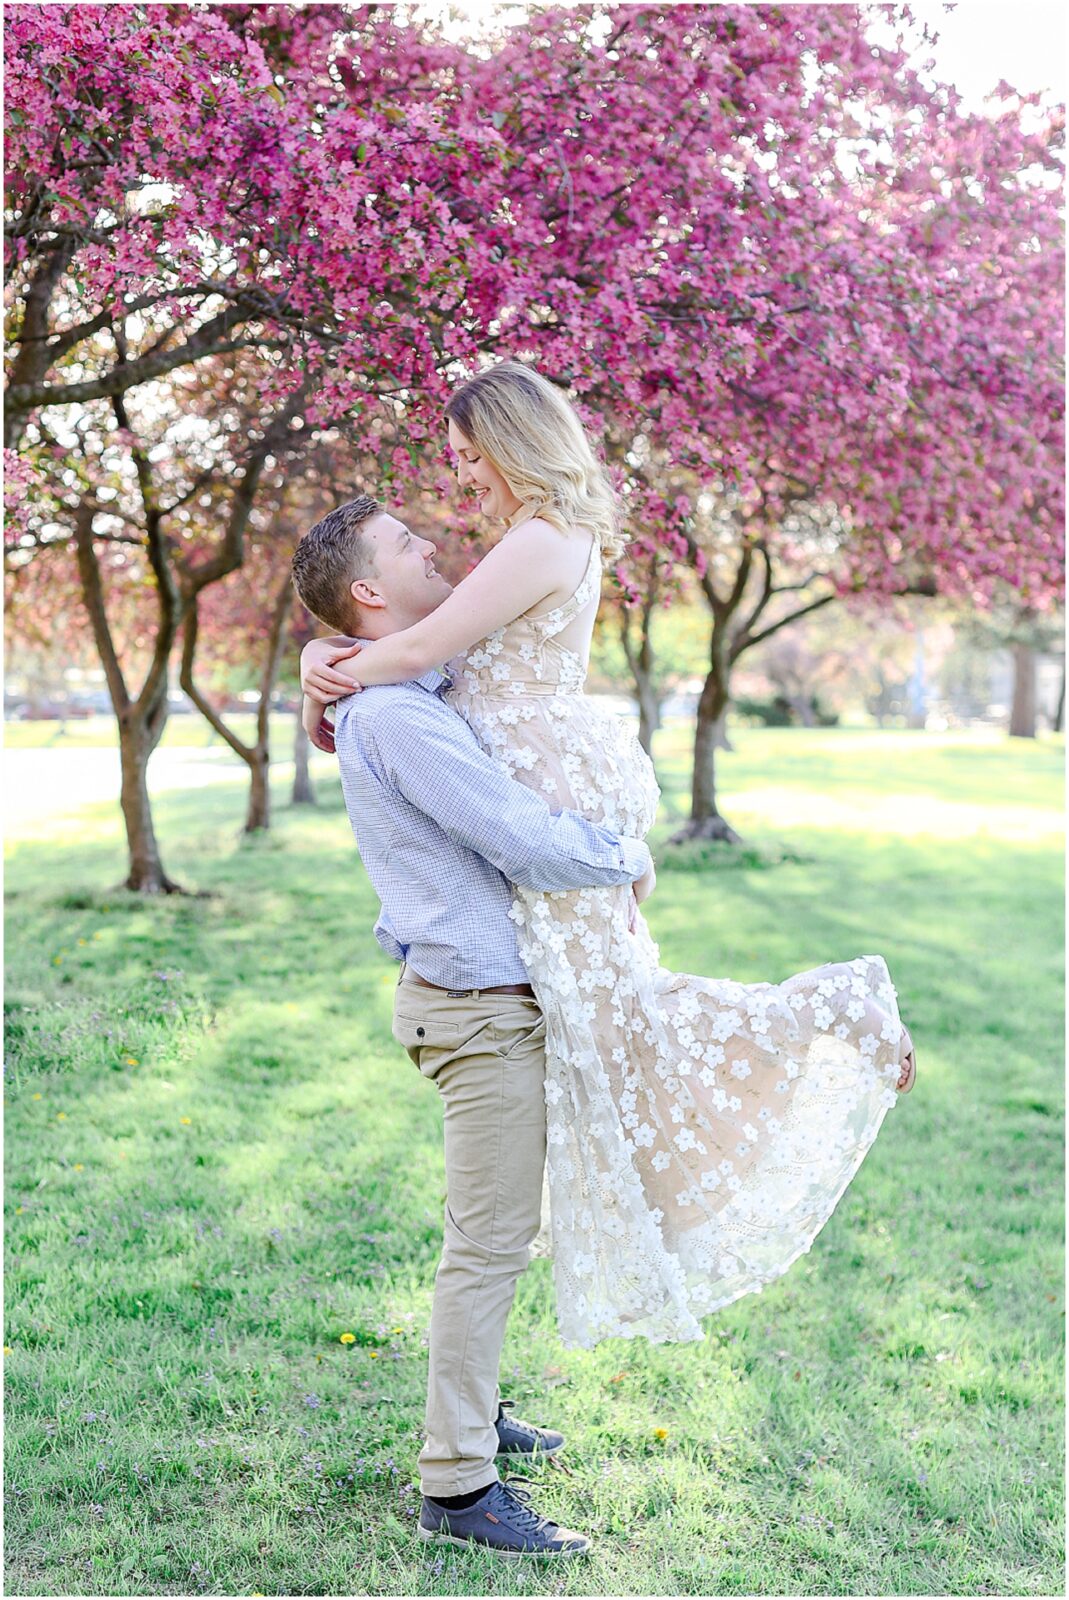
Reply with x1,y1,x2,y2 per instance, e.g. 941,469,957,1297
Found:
333,665,651,989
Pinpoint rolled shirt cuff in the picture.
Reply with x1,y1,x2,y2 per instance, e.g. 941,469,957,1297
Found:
618,837,652,881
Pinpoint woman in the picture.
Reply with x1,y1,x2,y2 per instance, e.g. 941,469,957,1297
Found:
302,360,916,1349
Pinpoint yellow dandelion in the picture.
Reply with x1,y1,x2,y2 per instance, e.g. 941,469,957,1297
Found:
77,938,88,947
3,1346,11,1356
653,1427,669,1440
339,1332,356,1345
180,1116,192,1125
74,1164,84,1172
16,1206,23,1215
125,1057,139,1067
56,1112,67,1120
52,956,63,965
368,1351,379,1359
32,1093,42,1101
391,1327,403,1335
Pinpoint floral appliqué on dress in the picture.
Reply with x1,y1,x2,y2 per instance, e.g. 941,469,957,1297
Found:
446,535,905,1349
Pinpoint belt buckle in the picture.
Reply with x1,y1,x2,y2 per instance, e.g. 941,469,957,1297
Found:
447,988,472,998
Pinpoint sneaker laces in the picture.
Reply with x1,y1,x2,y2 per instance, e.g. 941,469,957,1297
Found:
496,1478,552,1536
498,1399,540,1443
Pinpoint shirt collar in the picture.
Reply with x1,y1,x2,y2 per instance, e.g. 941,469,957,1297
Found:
415,665,451,696
355,639,451,698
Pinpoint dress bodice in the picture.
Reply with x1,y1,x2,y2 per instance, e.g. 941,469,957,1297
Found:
445,534,602,700
443,533,661,839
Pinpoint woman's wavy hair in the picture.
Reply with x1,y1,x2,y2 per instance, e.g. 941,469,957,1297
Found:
444,360,625,562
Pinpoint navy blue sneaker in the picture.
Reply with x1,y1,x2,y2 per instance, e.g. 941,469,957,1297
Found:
495,1398,564,1458
418,1478,590,1559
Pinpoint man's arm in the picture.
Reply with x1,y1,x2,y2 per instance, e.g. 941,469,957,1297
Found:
362,694,652,893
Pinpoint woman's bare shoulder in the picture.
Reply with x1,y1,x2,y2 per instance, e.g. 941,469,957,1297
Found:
504,514,583,545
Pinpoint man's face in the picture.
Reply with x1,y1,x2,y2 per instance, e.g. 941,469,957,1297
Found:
352,512,452,629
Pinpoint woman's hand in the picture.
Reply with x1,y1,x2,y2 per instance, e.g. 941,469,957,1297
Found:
628,890,639,934
300,638,364,702
628,861,656,934
632,860,656,905
302,695,337,755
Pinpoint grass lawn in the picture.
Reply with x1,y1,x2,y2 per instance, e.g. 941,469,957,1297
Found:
4,713,299,752
4,726,1064,1597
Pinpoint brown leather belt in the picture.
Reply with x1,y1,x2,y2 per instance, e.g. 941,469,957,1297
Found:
403,968,534,998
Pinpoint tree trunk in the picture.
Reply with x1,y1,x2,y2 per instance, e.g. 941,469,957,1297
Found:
292,707,315,804
669,667,741,844
180,573,292,833
636,681,661,759
712,710,733,751
74,497,186,892
245,749,271,832
619,602,662,761
117,713,181,893
1054,657,1066,734
1009,641,1037,738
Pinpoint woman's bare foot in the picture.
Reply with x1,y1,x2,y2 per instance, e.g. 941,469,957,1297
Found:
897,1027,917,1094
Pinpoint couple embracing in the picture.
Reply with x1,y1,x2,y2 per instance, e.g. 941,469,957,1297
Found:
290,360,916,1560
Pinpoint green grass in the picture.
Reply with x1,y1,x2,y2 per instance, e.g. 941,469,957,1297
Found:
4,727,1064,1596
4,712,297,751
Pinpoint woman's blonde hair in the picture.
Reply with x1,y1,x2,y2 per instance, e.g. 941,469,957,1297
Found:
444,360,625,562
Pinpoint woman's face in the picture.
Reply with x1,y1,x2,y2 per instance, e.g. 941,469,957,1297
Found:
447,418,523,522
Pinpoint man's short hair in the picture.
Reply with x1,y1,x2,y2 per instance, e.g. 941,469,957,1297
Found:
291,494,383,633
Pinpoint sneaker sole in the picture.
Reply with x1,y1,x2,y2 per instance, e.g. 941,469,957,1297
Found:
494,1439,564,1458
416,1524,590,1559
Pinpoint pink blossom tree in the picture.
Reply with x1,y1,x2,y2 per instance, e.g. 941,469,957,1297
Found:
4,2,502,886
6,3,1063,866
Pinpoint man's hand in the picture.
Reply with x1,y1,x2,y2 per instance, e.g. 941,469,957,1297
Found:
303,694,337,755
300,638,364,702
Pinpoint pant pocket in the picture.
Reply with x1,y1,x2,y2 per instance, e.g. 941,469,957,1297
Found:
495,1011,548,1061
392,1006,497,1078
390,1011,448,1062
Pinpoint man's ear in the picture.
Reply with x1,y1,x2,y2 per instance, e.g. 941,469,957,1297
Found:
350,577,386,610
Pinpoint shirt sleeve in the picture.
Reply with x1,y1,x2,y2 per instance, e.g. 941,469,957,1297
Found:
366,693,652,892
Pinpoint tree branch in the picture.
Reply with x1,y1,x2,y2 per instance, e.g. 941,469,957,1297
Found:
733,539,774,639
179,599,254,763
257,573,296,748
4,238,76,447
5,300,287,417
72,500,130,714
111,375,182,718
682,526,727,613
731,591,838,660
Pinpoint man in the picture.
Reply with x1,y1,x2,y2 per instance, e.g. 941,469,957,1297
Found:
290,495,655,1559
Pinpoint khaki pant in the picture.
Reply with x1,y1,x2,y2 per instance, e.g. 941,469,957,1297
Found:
391,964,548,1497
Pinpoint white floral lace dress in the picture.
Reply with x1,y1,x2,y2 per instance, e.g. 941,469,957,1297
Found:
445,534,906,1350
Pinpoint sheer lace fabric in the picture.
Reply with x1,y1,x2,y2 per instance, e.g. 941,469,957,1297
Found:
445,535,905,1349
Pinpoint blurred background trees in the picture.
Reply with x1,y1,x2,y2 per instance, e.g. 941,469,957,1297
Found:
5,2,1063,882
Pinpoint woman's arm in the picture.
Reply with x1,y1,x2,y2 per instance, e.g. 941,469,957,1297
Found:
331,521,574,688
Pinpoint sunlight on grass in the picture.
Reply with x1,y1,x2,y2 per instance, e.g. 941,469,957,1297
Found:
4,729,1063,1597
